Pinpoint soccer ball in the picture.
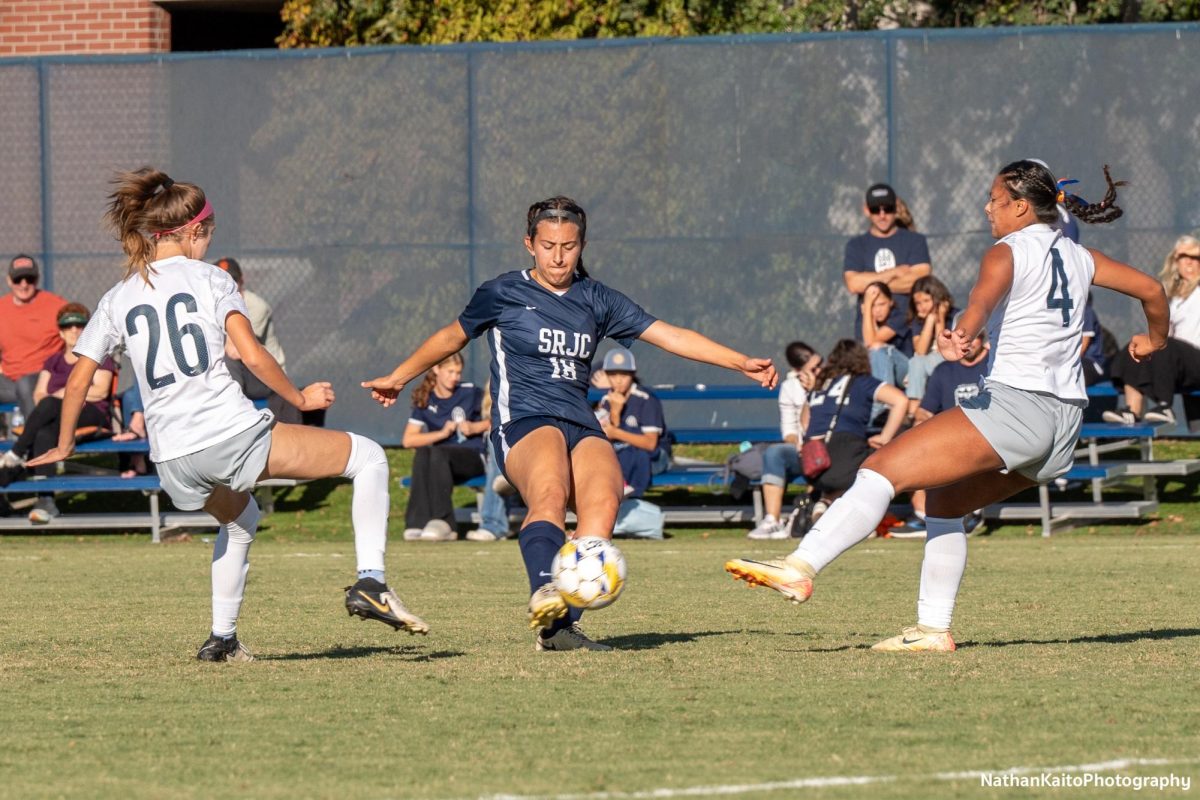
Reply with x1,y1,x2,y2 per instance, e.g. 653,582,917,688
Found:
551,536,627,609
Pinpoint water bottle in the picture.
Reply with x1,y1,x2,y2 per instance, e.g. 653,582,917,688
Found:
451,407,467,443
10,408,24,434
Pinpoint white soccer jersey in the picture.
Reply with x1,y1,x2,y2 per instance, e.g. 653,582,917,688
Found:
986,223,1095,401
74,256,269,462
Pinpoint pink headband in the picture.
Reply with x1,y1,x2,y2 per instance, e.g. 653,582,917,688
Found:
153,199,213,239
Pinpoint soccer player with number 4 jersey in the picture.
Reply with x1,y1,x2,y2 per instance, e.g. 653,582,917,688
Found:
364,196,777,651
726,161,1169,651
29,167,429,662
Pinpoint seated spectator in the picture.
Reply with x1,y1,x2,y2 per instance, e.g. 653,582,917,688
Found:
0,255,65,423
1080,293,1110,387
898,319,990,533
111,351,149,478
401,353,488,541
217,257,303,425
1106,235,1200,426
465,383,511,543
860,282,910,420
747,341,821,540
596,346,669,498
904,276,956,421
0,303,116,522
801,339,906,518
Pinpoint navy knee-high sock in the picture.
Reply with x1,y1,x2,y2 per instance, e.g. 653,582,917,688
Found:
519,520,582,633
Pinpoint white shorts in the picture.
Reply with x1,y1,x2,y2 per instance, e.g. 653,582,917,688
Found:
959,379,1083,484
156,412,275,510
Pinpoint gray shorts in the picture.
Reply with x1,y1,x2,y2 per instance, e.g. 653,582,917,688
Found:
959,380,1084,484
156,412,275,510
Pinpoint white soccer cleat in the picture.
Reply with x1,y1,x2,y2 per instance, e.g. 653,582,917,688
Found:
724,555,813,604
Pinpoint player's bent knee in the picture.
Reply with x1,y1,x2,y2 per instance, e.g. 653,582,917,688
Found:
342,432,387,479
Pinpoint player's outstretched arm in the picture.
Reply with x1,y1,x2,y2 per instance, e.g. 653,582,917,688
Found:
228,312,333,412
361,322,471,407
938,243,1014,362
638,321,778,388
24,357,99,468
1090,249,1169,363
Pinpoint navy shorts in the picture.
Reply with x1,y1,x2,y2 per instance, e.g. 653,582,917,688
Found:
491,416,606,479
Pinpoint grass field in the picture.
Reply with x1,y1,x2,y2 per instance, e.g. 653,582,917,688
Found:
2,445,1199,799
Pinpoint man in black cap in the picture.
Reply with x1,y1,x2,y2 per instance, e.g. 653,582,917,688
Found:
0,254,65,421
842,184,932,395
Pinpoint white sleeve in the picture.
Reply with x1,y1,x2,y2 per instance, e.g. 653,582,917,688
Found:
406,418,428,432
211,268,250,324
73,291,122,364
778,377,806,440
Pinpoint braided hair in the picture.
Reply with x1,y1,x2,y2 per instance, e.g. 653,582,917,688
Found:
997,160,1126,226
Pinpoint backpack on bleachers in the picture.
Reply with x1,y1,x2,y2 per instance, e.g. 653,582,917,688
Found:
724,443,769,500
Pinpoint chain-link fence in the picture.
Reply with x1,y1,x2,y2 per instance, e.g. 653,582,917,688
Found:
2,25,1199,441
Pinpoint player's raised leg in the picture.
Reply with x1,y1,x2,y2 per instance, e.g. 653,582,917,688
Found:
726,409,1005,602
262,422,429,635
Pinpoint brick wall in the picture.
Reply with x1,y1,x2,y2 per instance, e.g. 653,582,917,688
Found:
0,0,170,56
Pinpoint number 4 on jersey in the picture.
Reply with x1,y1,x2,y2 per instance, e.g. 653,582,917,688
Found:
1046,248,1074,327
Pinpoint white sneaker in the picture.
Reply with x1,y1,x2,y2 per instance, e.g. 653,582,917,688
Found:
746,515,789,540
1101,410,1136,426
0,449,25,469
420,519,456,541
402,528,425,541
811,500,829,523
1143,406,1177,425
465,528,504,542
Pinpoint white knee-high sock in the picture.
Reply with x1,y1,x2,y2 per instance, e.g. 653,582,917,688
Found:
917,517,967,631
792,469,895,573
211,498,261,637
342,433,389,577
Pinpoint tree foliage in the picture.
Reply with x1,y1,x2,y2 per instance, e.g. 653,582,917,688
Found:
278,0,1200,48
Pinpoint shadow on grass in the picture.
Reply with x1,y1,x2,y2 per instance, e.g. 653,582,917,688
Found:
782,627,1200,652
259,645,464,662
599,630,756,650
959,627,1200,649
269,479,341,513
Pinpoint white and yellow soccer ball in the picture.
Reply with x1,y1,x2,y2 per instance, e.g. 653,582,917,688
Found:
551,536,627,609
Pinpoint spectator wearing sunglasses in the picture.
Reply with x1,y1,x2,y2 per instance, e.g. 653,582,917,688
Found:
843,184,932,394
0,255,65,421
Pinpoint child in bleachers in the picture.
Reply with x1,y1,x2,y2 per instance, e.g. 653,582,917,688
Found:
596,346,670,498
904,276,956,421
860,282,910,420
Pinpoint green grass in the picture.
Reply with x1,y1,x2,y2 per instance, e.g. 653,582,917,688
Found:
2,444,1200,798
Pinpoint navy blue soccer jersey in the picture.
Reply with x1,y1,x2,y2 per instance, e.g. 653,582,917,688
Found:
407,383,486,454
598,382,669,454
458,270,657,431
919,360,987,416
805,374,884,440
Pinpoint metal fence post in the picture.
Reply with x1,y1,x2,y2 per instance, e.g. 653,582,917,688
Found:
37,59,54,291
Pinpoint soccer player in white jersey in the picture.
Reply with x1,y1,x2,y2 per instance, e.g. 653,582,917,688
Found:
364,196,778,651
726,160,1169,651
28,167,429,662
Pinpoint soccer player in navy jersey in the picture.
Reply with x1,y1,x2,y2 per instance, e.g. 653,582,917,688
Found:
364,196,777,651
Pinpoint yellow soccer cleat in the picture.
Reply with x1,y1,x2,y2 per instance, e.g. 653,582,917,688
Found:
528,583,569,630
870,626,956,652
724,557,813,604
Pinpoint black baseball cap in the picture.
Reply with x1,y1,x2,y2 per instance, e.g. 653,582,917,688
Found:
9,254,38,281
865,184,897,208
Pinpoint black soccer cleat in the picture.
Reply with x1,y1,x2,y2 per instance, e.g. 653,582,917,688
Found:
196,634,254,663
344,578,430,635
